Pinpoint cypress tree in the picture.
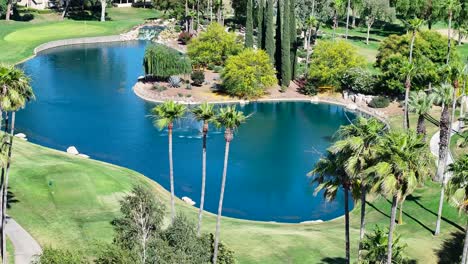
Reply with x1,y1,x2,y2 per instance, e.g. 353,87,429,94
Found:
257,0,264,49
290,0,297,80
275,0,282,77
245,0,254,48
281,0,291,87
265,0,275,62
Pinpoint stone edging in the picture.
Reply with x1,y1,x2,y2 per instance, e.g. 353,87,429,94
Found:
33,35,126,55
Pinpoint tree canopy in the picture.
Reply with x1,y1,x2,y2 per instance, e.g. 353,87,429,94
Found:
143,44,192,79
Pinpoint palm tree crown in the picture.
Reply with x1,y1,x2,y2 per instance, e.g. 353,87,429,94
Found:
192,102,217,129
151,101,187,129
0,65,35,111
446,155,468,214
215,105,247,141
408,91,434,116
432,83,454,106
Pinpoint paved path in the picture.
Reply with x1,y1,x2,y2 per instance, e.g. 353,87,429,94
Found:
5,218,42,264
429,121,460,181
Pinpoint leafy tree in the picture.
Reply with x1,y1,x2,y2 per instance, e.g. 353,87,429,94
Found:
151,101,187,223
264,0,275,62
309,151,352,264
95,244,138,264
191,103,217,236
329,117,386,260
308,40,365,90
445,155,468,264
360,226,410,264
340,67,377,94
395,0,445,30
361,0,394,45
408,90,434,140
212,106,247,264
366,131,430,263
33,248,88,264
245,0,254,47
222,49,277,98
0,0,6,18
187,23,243,67
143,45,192,79
281,0,291,86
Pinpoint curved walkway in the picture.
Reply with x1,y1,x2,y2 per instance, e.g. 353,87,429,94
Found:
429,121,460,181
5,217,42,264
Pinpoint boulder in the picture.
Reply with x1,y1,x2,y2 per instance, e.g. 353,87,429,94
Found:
78,154,90,158
181,196,196,206
14,133,26,139
66,146,79,155
347,104,358,111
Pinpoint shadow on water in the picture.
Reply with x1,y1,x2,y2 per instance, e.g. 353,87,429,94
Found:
435,231,464,264
320,257,347,264
407,195,464,232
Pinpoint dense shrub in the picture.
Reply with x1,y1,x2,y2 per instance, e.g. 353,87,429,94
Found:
187,23,243,67
368,96,390,108
308,41,365,90
376,31,461,94
222,49,277,99
34,248,88,264
297,78,318,96
191,70,205,86
178,31,192,45
213,66,223,73
0,0,6,18
143,44,192,79
341,67,378,94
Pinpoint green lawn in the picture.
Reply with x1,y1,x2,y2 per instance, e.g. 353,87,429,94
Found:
0,7,158,64
7,136,466,263
450,130,467,160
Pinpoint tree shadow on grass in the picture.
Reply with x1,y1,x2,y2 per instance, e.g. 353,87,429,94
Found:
7,188,19,209
435,231,464,264
320,257,347,264
367,201,390,218
407,195,464,232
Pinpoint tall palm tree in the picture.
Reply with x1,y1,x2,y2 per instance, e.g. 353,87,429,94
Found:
328,117,385,260
345,0,352,39
445,154,468,264
408,90,434,141
434,83,455,235
309,151,351,264
366,131,430,264
304,16,318,72
403,18,424,130
212,106,247,264
191,103,217,236
151,101,187,223
445,0,461,64
0,65,34,263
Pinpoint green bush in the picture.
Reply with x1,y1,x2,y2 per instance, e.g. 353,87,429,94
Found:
34,248,88,264
298,78,318,96
187,23,243,67
213,66,223,73
341,67,377,94
222,49,277,99
308,40,365,90
143,44,192,79
368,96,390,108
0,0,6,17
191,70,205,86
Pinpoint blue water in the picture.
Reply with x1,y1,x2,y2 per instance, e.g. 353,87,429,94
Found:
17,41,356,223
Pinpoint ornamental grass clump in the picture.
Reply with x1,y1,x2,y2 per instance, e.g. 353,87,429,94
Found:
143,44,192,79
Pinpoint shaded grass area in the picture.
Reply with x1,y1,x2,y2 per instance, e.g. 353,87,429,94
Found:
6,237,13,264
0,8,158,64
7,138,466,263
450,132,467,159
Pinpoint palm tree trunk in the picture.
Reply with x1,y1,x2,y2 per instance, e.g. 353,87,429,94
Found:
366,23,371,45
404,31,416,130
100,0,106,22
387,195,398,264
358,186,366,260
462,222,468,264
2,112,15,264
345,0,351,39
451,81,459,129
197,123,208,236
435,180,446,235
168,123,176,222
61,0,70,19
332,11,337,41
213,129,232,264
351,8,356,28
209,0,213,22
447,10,452,64
398,198,404,225
436,104,451,182
417,114,426,140
185,0,189,32
5,0,12,21
305,28,312,72
344,187,350,264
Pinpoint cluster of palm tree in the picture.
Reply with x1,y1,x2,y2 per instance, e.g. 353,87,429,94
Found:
150,101,247,264
309,117,431,264
0,65,34,264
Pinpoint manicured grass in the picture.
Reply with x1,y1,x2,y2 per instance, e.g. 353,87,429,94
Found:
8,137,466,263
450,131,467,159
6,238,13,264
0,8,158,64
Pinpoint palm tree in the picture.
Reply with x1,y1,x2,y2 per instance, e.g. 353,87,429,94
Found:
212,106,247,264
328,117,385,260
445,154,468,264
360,226,408,263
345,0,352,39
151,101,187,223
408,90,434,140
434,83,455,235
191,103,217,236
309,151,352,264
445,0,461,64
304,16,318,72
366,131,430,264
0,65,34,263
403,18,424,130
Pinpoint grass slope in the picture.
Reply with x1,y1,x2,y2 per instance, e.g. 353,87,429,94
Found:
0,8,157,64
8,137,466,263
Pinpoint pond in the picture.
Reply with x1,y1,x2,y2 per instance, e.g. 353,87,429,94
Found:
17,40,357,223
